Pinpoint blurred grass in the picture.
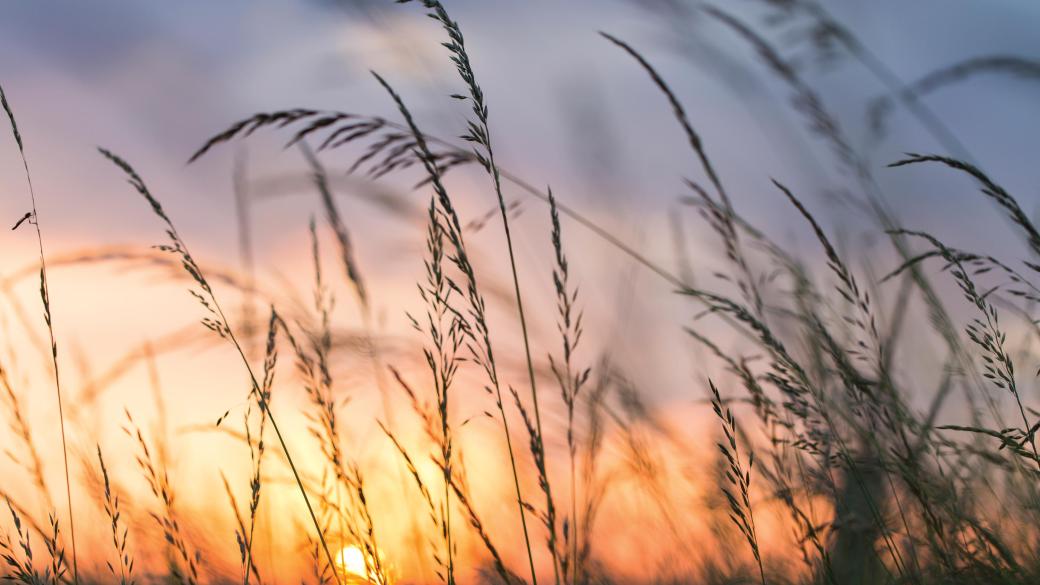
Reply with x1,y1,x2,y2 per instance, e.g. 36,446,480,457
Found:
4,1,1040,584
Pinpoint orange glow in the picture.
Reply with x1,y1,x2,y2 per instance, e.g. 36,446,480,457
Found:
3,2,1036,584
336,545,374,582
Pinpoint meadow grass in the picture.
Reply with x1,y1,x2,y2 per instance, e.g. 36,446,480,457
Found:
3,2,1040,585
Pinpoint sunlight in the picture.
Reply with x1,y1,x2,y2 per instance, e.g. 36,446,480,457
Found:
336,545,374,582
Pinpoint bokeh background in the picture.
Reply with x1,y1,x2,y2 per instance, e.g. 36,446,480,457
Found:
1,1,1039,582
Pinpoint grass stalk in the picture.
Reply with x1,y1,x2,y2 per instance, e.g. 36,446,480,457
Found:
369,68,539,585
97,148,343,585
398,2,561,580
0,82,78,585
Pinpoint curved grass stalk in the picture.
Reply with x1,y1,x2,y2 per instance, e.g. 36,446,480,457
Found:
97,148,342,585
0,82,78,585
369,68,538,585
399,4,562,579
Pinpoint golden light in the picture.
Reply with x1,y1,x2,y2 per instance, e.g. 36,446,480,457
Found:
336,545,374,582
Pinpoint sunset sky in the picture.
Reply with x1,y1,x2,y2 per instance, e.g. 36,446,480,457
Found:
1,1,1039,582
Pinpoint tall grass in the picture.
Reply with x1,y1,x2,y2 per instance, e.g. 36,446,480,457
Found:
4,4,1040,585
95,446,134,585
367,67,539,584
96,148,342,584
0,83,78,585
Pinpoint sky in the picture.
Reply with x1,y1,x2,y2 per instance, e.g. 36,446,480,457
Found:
1,0,1038,253
1,0,1039,580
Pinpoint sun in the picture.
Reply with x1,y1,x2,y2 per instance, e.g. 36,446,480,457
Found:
336,545,374,581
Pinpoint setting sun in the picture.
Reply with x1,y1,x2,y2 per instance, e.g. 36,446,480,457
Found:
336,545,373,582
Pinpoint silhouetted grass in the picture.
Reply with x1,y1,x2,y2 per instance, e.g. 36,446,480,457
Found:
4,4,1040,585
1,82,78,585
